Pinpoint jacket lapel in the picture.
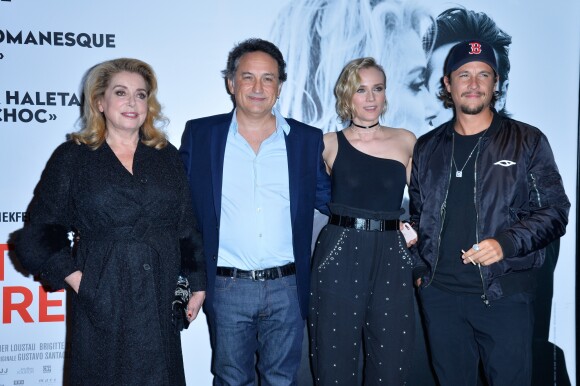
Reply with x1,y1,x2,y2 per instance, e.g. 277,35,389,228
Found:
284,126,300,228
210,113,232,221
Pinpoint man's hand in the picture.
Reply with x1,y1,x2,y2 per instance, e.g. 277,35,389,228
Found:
462,239,503,266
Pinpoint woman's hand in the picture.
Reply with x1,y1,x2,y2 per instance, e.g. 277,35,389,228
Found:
400,222,418,248
65,270,83,293
186,291,206,322
406,237,418,248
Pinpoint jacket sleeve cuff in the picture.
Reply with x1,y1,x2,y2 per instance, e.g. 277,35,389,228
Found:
187,271,207,292
412,265,429,282
493,233,517,260
179,236,206,292
11,224,77,290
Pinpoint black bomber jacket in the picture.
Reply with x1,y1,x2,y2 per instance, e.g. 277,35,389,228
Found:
409,110,570,301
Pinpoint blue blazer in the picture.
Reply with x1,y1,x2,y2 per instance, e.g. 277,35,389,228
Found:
179,112,331,318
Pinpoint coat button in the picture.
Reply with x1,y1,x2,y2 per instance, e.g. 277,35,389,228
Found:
212,255,217,261
143,264,151,271
140,177,148,184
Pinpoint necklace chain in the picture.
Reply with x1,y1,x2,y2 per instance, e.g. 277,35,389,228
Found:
452,132,484,178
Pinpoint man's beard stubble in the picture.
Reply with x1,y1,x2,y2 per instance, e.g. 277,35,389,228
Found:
460,102,486,115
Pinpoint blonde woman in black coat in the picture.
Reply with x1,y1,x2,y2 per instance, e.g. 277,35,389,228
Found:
12,58,206,386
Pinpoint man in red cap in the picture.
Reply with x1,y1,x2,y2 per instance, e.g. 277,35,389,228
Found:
409,40,570,385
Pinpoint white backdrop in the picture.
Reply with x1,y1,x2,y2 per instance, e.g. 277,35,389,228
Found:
0,1,578,385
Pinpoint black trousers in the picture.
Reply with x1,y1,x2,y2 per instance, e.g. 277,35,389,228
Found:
419,285,534,386
309,208,415,385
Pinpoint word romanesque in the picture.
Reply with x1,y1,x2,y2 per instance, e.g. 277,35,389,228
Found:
0,30,115,48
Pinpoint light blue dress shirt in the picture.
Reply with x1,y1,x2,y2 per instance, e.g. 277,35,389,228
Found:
217,108,293,270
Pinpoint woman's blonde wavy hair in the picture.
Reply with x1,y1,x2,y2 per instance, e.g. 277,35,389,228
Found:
70,58,168,150
334,57,387,123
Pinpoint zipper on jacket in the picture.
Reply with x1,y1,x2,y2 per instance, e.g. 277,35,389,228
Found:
473,145,490,306
530,172,542,206
425,138,454,288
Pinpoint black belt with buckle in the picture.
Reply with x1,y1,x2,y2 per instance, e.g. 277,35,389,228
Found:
216,262,296,281
329,214,399,231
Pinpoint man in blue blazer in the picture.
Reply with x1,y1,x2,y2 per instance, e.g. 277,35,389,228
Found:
180,38,330,385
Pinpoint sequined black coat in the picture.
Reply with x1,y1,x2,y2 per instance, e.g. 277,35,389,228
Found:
12,140,205,386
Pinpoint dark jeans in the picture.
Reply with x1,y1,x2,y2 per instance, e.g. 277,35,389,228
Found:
419,285,534,386
208,274,304,386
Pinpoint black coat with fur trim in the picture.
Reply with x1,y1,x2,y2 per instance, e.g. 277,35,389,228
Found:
12,140,205,386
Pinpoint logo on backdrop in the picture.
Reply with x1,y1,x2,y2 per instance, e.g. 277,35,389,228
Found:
0,30,115,48
38,378,58,385
0,90,80,124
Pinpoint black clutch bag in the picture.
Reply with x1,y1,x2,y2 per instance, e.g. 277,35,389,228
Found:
171,275,191,332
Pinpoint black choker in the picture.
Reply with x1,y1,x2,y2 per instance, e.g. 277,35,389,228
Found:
351,121,379,129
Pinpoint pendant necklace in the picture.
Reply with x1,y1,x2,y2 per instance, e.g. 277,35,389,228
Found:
451,132,484,178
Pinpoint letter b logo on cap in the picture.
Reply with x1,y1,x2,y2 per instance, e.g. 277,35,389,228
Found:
469,42,482,55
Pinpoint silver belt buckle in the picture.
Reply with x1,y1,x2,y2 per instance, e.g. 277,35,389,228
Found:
252,270,266,281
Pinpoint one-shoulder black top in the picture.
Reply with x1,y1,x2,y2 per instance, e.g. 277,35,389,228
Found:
331,130,406,212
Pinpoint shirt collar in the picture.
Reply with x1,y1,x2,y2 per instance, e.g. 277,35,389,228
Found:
229,108,291,136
